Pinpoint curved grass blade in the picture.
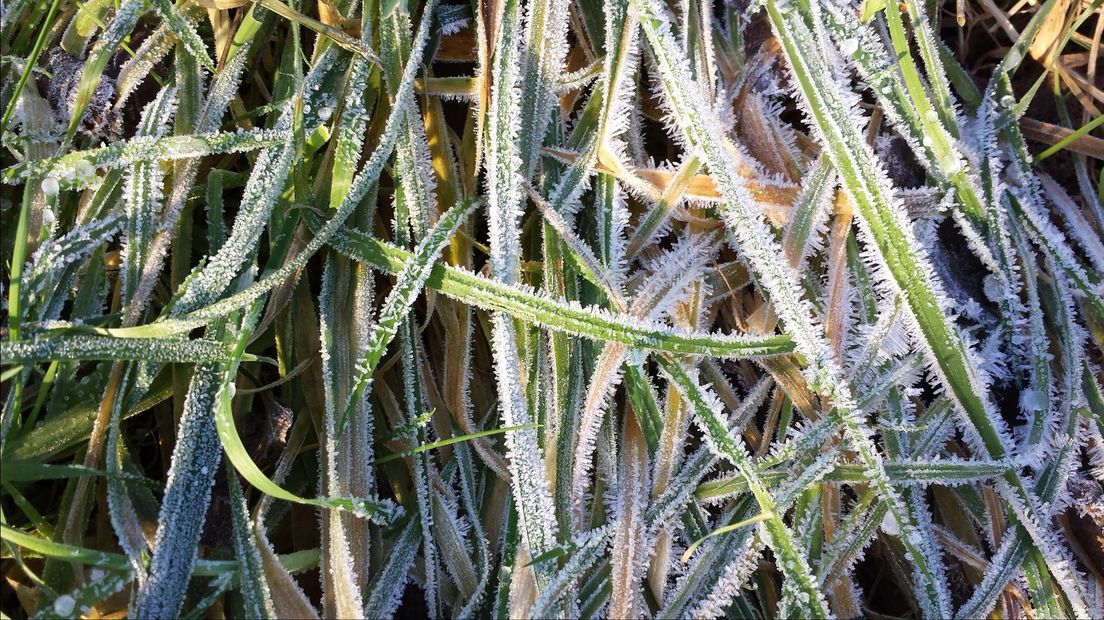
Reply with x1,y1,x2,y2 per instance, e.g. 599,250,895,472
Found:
213,303,401,522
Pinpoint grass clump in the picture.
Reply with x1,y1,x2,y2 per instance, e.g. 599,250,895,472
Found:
1,0,1102,617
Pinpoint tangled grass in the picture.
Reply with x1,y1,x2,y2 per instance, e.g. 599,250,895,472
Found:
1,0,1103,617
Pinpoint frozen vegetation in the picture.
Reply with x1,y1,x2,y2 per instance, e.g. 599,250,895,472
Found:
1,0,1102,617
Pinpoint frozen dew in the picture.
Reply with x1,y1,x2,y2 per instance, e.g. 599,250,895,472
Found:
880,510,901,536
961,298,983,320
1020,389,1046,414
76,159,94,178
53,595,76,616
982,274,1003,303
41,175,59,197
941,152,964,174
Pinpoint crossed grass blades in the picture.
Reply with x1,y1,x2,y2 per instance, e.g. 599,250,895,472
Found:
2,0,1103,617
